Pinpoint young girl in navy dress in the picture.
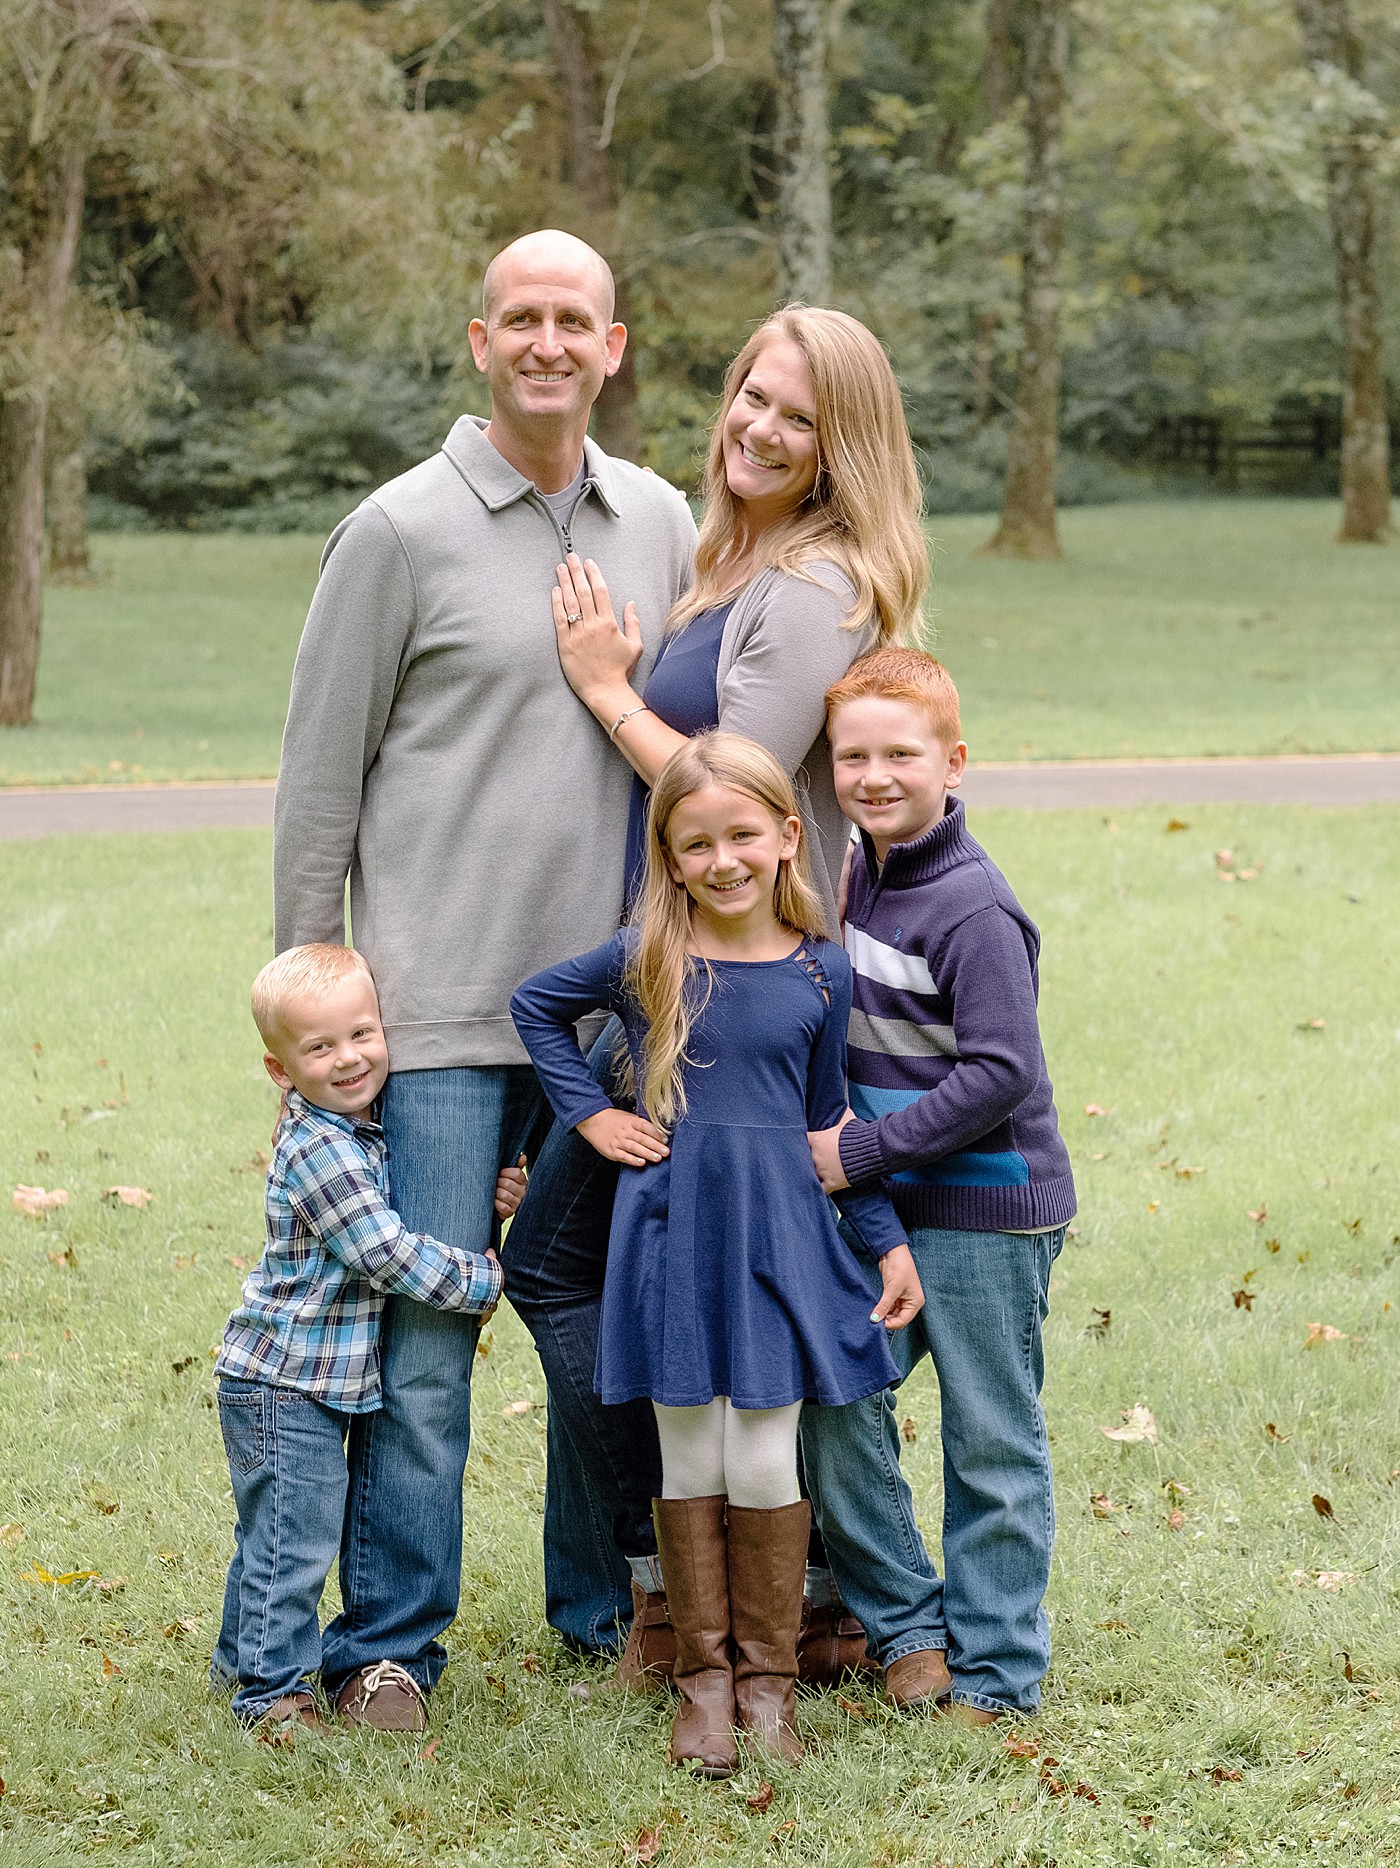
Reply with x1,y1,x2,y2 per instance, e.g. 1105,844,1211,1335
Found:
511,732,923,1778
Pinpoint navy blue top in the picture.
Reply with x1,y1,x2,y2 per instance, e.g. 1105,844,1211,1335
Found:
836,797,1077,1233
623,601,734,905
510,932,905,1408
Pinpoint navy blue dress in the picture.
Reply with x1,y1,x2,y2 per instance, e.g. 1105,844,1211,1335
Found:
623,601,733,906
511,932,905,1410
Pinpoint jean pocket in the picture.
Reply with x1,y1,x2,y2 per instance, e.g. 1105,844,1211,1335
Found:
219,1390,267,1475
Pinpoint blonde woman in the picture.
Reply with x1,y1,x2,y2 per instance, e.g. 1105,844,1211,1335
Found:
550,304,928,923
503,307,929,1675
511,735,922,1776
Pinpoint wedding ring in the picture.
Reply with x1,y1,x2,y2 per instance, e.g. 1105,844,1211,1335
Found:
565,611,583,623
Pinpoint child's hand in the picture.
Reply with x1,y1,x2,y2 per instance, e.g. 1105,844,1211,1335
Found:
871,1243,923,1331
494,1154,528,1219
576,1108,670,1168
808,1110,855,1193
479,1245,502,1322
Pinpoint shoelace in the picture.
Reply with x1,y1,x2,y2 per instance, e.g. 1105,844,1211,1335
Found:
355,1659,425,1704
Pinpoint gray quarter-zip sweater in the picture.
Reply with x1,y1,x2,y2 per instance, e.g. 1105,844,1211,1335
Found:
273,415,697,1070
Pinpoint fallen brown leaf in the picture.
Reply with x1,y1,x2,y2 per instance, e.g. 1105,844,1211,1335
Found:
164,1615,201,1639
103,1185,152,1209
835,1693,871,1719
1266,1236,1281,1253
101,1652,121,1678
772,1820,798,1837
1342,1652,1356,1683
1210,1766,1243,1784
12,1184,69,1217
227,1256,250,1271
518,1652,540,1673
1288,1569,1356,1591
1304,1321,1346,1348
1264,1422,1290,1443
1297,1018,1326,1032
1101,1404,1158,1446
1164,819,1190,833
747,1781,775,1813
1311,1493,1336,1522
1246,1205,1268,1224
1088,1307,1111,1338
500,1399,534,1417
1003,1733,1039,1759
1166,1509,1185,1531
635,1825,663,1864
47,1247,77,1269
1083,1103,1111,1118
418,1737,441,1762
0,1523,25,1547
1089,1492,1122,1519
900,1416,917,1444
1232,1288,1254,1310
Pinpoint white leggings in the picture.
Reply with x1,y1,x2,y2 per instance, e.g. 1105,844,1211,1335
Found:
653,1398,803,1510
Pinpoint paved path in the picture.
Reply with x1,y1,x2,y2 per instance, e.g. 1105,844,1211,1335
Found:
2,755,1399,839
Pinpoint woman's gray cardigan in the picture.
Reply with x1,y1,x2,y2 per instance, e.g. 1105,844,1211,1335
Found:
712,560,876,929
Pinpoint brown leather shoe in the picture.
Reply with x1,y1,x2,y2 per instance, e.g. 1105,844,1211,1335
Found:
883,1647,953,1710
256,1691,331,1734
334,1661,428,1732
652,1495,738,1778
727,1500,809,1766
613,1579,676,1694
796,1601,876,1685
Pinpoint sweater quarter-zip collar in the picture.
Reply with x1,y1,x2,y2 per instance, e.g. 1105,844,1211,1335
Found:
857,795,978,892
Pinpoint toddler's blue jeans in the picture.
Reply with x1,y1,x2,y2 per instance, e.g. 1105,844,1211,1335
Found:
212,1378,351,1720
800,1223,1065,1716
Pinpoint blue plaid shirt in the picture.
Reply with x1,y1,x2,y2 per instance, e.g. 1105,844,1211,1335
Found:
216,1089,502,1411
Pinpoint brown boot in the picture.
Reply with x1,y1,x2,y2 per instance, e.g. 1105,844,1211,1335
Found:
651,1495,738,1779
727,1500,809,1765
884,1647,952,1710
796,1601,877,1685
613,1579,676,1695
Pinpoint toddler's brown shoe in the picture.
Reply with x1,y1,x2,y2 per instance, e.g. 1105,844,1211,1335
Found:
256,1691,331,1734
334,1660,429,1732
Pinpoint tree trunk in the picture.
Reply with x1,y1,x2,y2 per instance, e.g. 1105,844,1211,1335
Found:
0,392,49,726
772,0,832,304
981,0,1065,559
46,396,91,581
0,144,86,726
972,0,1020,426
1293,0,1391,542
541,0,640,461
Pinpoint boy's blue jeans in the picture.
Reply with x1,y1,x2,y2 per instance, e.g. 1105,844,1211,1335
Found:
212,1379,350,1719
800,1223,1065,1716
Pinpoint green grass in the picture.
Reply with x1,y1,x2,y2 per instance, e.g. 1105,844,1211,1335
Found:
2,535,318,788
3,805,1400,1864
3,499,1395,786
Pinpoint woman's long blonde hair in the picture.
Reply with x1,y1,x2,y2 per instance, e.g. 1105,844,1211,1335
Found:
668,305,928,642
626,733,829,1131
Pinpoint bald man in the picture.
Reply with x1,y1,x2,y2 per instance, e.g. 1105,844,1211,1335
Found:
272,231,696,1728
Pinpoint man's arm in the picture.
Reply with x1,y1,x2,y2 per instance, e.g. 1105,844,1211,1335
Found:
273,503,417,950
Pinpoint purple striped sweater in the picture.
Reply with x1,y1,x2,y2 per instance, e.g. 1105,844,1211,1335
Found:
835,797,1077,1233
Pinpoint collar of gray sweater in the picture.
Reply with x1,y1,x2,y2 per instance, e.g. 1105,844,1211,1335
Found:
442,414,624,517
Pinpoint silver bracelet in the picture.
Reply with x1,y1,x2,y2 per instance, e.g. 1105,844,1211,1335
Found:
607,704,651,745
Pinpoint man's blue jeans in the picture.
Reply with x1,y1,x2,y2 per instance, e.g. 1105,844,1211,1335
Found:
500,1028,663,1653
800,1223,1065,1716
211,1379,351,1719
317,1064,547,1698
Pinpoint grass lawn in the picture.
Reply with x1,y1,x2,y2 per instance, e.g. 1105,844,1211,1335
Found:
3,804,1399,1865
2,499,1395,787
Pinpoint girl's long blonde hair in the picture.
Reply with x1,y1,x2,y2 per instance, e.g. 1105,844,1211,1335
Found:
626,733,829,1131
668,305,928,642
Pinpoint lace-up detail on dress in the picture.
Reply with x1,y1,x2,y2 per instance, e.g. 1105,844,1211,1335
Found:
792,942,832,1007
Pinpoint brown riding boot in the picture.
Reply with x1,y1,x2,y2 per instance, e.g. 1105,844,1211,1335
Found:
727,1500,810,1765
613,1578,676,1695
651,1495,738,1779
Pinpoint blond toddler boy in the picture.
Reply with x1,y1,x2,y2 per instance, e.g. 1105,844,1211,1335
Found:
211,944,513,1731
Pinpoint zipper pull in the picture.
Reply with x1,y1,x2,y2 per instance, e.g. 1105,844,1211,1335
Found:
562,525,572,554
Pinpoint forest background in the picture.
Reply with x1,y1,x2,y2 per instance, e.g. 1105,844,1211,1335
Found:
1,0,1396,560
